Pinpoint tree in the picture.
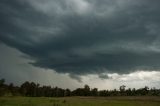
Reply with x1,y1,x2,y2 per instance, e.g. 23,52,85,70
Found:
140,86,149,95
120,85,126,96
29,82,37,97
120,85,126,92
0,79,5,87
126,88,132,96
91,88,98,96
84,84,90,96
20,81,30,96
1,78,160,97
8,83,14,95
0,78,5,96
64,89,71,96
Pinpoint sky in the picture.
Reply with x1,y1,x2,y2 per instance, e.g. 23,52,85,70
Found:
0,0,160,90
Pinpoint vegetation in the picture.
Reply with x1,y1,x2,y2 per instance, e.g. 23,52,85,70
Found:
0,96,160,106
0,78,160,97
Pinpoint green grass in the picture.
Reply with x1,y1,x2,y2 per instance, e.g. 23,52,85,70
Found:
0,96,160,106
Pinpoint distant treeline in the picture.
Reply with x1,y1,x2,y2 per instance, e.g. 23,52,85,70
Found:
0,78,160,97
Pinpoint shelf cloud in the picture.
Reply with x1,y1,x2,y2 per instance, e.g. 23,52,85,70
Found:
1,0,160,77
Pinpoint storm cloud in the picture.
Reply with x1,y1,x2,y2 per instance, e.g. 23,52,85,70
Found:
1,0,160,76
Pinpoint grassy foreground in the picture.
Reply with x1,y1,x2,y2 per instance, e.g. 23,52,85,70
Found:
0,96,160,106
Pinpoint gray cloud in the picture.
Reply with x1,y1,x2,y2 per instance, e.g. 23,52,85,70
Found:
1,0,160,76
99,74,110,80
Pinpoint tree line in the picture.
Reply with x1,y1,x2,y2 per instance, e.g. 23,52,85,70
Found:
0,78,160,97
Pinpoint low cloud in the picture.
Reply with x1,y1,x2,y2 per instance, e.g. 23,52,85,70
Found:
1,0,160,77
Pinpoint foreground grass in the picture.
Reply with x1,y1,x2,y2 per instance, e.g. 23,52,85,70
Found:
0,96,160,106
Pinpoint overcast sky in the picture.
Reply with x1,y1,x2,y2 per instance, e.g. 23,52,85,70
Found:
0,0,160,90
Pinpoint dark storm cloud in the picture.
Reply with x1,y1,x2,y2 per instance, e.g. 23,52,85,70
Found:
1,0,160,76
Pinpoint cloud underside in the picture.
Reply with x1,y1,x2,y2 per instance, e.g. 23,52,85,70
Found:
1,0,160,76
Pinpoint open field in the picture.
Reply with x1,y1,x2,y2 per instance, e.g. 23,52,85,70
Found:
0,96,160,106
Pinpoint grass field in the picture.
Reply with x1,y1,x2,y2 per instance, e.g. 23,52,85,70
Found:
0,96,160,106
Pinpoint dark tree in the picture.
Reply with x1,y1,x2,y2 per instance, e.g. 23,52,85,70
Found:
1,78,160,97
